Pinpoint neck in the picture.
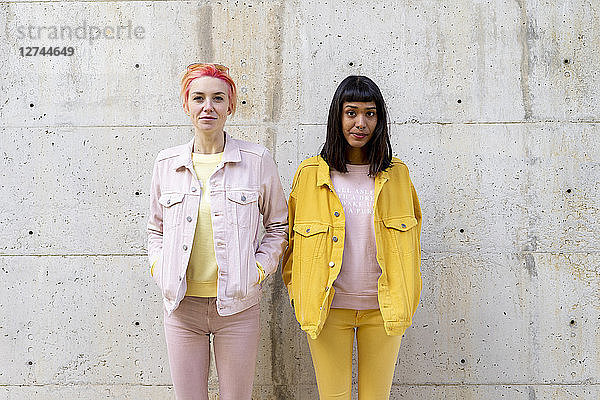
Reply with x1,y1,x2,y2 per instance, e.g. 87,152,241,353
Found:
193,129,225,154
346,147,369,165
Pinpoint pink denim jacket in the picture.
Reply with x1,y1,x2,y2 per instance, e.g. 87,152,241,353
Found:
147,133,288,316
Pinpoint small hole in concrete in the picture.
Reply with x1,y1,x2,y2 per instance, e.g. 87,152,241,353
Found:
27,361,33,366
349,62,354,66
459,228,464,233
134,321,140,326
566,189,572,193
30,103,34,108
241,100,247,105
457,99,462,103
135,191,140,196
135,64,140,69
460,359,466,364
28,231,33,235
570,319,576,326
563,59,570,64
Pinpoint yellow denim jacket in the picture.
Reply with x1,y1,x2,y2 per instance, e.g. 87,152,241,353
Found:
282,156,422,339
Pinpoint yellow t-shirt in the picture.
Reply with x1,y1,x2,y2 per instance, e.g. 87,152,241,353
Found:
185,152,223,297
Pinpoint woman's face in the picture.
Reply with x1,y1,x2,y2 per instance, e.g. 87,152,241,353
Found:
341,101,378,149
186,76,231,135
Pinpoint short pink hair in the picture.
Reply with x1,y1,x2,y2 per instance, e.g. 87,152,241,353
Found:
180,63,237,115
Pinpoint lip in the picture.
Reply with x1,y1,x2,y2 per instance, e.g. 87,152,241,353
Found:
350,132,368,139
199,116,217,120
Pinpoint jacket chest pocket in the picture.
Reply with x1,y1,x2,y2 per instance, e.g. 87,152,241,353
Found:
226,189,259,228
382,216,418,254
293,222,329,261
159,192,186,229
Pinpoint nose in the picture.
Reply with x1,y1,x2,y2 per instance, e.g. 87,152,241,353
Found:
203,98,214,111
355,115,366,129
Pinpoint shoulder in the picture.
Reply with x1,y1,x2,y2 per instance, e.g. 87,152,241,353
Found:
233,137,269,158
382,157,411,182
290,156,322,194
390,156,407,167
383,157,414,185
155,142,189,162
388,157,409,174
295,156,321,174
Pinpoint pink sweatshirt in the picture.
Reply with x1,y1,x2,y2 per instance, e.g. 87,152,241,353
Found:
330,164,381,310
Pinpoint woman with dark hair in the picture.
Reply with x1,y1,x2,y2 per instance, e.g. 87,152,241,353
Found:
282,75,422,399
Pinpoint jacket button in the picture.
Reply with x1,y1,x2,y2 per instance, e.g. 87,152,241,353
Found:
191,187,197,192
183,245,188,251
328,261,335,267
306,228,310,233
332,236,338,242
241,195,246,201
401,223,406,228
167,199,171,205
325,287,330,291
334,211,340,217
186,216,192,222
179,275,183,281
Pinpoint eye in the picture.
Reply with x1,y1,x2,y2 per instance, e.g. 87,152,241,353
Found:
366,111,376,117
346,110,356,117
193,96,204,102
214,96,224,101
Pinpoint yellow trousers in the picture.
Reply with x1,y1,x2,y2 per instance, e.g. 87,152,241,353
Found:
307,308,403,400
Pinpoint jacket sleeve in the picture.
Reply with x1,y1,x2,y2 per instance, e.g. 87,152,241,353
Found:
281,168,300,302
410,179,422,317
254,149,289,278
147,157,163,273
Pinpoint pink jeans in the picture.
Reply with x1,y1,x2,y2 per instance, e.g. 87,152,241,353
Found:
163,297,260,400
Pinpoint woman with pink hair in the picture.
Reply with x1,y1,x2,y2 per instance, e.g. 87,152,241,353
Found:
147,63,288,400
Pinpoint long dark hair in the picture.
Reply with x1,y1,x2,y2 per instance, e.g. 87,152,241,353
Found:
320,75,392,176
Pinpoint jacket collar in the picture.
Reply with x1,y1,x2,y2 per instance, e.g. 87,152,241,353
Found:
375,168,389,185
172,132,241,171
316,156,333,188
316,155,390,187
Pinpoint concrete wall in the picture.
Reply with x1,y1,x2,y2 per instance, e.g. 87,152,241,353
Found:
1,0,598,399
